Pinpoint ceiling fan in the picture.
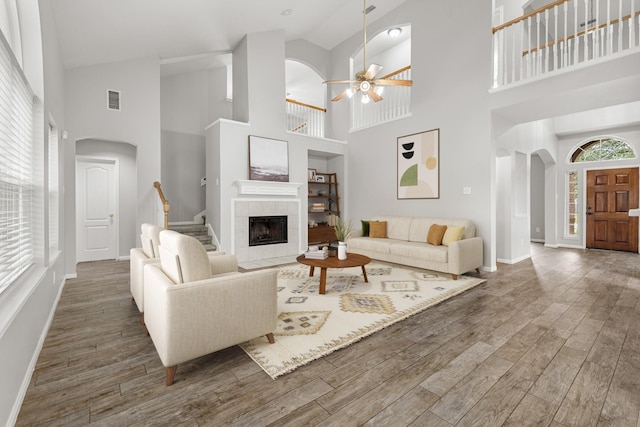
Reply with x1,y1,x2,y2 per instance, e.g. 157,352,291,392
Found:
324,0,413,103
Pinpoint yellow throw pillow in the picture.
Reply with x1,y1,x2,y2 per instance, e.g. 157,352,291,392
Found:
427,224,447,246
442,226,465,246
369,221,387,238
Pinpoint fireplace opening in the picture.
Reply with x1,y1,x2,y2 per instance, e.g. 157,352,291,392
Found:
249,216,288,247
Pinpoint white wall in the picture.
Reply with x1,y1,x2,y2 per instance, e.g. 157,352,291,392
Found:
160,67,232,222
0,1,67,425
64,57,162,272
530,153,545,241
328,0,496,269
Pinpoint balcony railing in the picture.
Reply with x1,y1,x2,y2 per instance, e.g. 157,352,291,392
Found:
351,65,412,131
492,0,640,88
286,98,326,138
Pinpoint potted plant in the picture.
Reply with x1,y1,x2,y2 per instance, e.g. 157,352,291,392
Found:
334,217,352,260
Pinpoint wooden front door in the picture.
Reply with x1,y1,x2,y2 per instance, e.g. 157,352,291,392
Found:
586,167,638,252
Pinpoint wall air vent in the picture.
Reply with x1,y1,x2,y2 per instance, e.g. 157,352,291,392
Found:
365,5,376,14
107,89,121,111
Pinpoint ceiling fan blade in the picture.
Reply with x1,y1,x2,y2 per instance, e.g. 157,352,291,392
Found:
364,64,383,80
331,84,359,102
331,90,349,102
324,79,358,85
368,88,383,103
373,79,413,87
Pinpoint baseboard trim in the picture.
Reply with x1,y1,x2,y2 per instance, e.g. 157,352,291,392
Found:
9,276,66,427
497,253,532,264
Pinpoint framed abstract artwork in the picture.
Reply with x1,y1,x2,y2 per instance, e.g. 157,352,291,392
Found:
249,135,289,182
397,129,440,199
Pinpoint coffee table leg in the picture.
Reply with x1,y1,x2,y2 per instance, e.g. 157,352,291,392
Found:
361,266,369,283
309,266,315,277
319,268,327,294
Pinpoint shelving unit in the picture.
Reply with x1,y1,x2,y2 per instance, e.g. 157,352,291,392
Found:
308,172,340,244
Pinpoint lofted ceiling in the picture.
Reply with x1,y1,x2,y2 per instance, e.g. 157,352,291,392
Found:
49,0,408,71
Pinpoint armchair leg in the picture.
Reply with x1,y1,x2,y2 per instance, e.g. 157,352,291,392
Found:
451,274,458,280
266,333,275,344
476,268,481,274
166,366,177,386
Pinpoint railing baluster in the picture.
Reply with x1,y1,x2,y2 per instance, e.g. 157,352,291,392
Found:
563,1,568,67
573,0,579,64
553,5,558,72
544,8,550,73
618,0,623,52
630,0,636,48
594,0,599,58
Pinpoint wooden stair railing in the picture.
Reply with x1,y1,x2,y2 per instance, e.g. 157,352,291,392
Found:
153,181,170,230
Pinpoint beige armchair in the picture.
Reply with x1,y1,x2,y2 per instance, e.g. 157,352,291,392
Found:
131,224,225,325
130,223,162,323
144,230,277,385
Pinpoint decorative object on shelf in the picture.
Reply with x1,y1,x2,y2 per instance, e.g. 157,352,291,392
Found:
307,168,316,182
315,175,325,183
397,128,440,199
249,135,289,182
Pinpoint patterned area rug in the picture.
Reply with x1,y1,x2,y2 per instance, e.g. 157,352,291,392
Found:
239,262,486,379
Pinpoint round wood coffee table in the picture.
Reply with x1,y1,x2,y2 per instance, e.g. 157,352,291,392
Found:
296,253,371,295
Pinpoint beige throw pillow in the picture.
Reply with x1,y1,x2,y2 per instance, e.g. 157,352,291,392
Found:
442,226,465,246
369,221,388,238
427,224,447,246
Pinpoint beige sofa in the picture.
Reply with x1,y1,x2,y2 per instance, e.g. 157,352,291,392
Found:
347,216,483,279
144,230,277,385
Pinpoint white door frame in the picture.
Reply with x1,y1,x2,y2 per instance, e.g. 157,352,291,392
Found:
76,155,120,262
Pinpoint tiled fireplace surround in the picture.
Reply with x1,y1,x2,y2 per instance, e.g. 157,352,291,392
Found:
231,180,303,265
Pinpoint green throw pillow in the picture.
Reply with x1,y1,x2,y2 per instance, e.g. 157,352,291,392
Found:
361,220,370,237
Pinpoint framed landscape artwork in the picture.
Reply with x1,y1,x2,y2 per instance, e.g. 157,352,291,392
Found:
397,129,440,199
249,135,289,182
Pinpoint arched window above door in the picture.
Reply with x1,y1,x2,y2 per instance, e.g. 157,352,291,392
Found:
570,137,636,163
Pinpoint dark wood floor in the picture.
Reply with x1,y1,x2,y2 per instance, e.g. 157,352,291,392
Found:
16,244,640,426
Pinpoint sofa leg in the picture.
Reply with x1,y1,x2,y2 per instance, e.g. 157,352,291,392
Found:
266,333,275,344
451,274,458,280
476,268,481,274
166,366,177,386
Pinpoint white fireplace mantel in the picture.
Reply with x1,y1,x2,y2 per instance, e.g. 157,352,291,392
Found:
234,180,302,196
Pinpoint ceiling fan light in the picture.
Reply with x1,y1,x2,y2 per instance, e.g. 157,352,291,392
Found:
387,28,402,38
361,93,370,104
346,88,355,98
360,81,371,92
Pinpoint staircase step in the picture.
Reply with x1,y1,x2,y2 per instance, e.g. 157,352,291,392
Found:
169,224,217,251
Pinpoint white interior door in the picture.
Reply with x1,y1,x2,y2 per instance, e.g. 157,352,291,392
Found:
76,157,118,262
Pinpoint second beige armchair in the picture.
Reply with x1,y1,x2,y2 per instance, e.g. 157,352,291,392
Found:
144,230,278,385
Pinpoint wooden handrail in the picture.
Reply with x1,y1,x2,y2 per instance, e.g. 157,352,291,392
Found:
380,65,411,80
522,10,640,55
286,98,327,112
493,0,569,33
153,181,170,230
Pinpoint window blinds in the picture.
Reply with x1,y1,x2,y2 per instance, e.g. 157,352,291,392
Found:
0,33,35,294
